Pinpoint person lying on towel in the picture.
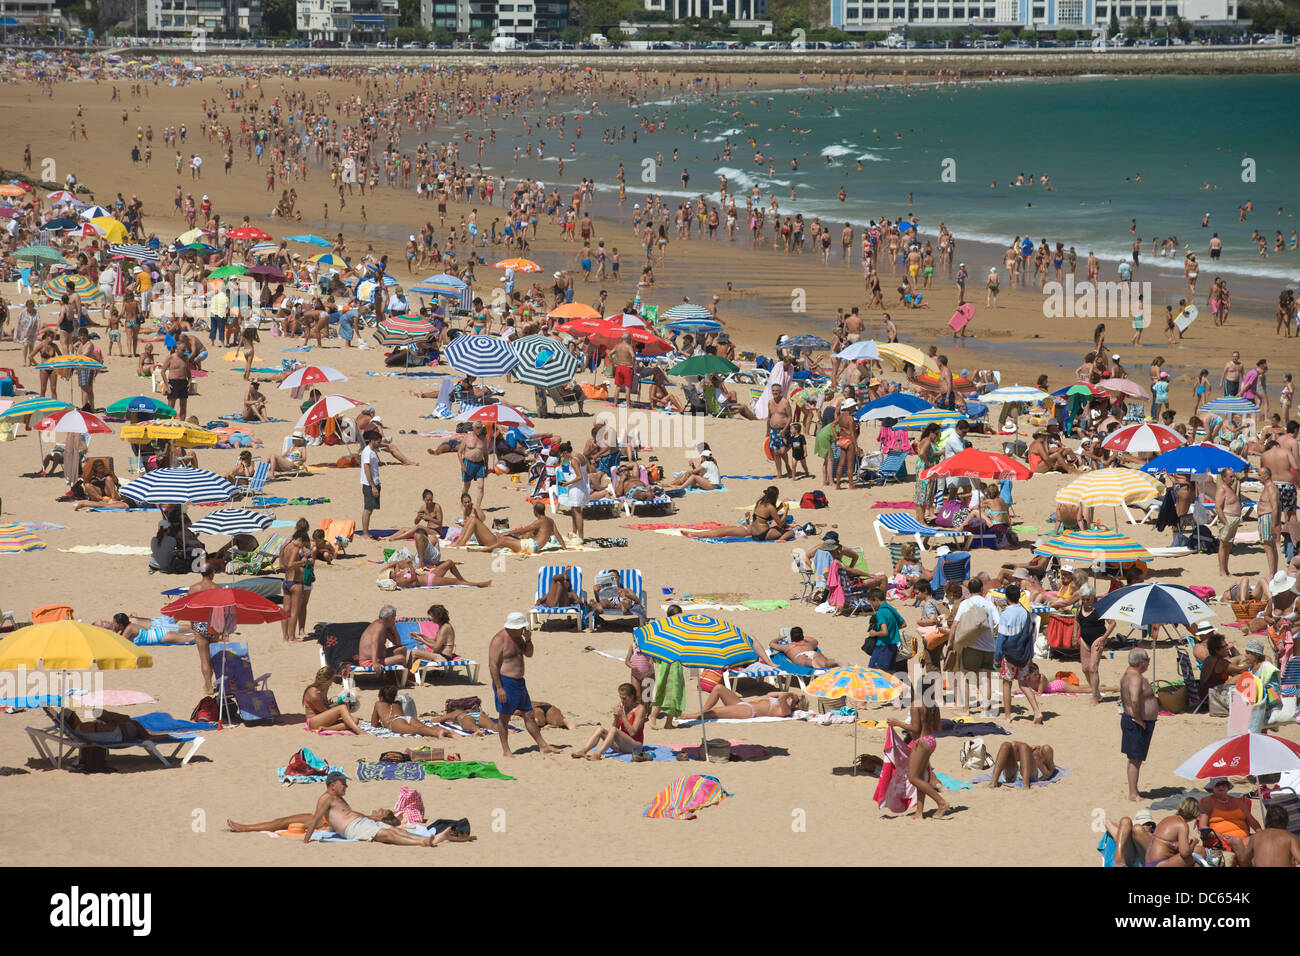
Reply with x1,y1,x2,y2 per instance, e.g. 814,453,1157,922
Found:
682,686,803,721
989,740,1058,788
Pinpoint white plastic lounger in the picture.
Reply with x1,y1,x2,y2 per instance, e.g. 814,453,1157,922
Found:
873,512,966,551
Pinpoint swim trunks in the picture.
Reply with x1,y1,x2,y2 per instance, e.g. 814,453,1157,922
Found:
343,817,392,842
461,458,487,482
167,378,188,400
520,538,537,554
1224,379,1240,397
1258,512,1274,542
613,365,634,388
1276,482,1296,515
1218,515,1242,544
497,674,533,716
767,425,788,451
77,368,94,388
1120,713,1155,761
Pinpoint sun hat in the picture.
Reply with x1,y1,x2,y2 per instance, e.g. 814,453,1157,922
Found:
841,398,858,411
1133,809,1155,826
1195,621,1217,636
1207,777,1230,790
1012,568,1030,580
1244,638,1267,657
1268,570,1296,596
504,611,529,630
291,427,306,440
699,449,713,458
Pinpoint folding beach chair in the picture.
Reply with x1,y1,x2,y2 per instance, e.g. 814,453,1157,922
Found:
872,450,910,485
873,512,965,552
1262,773,1300,840
681,383,707,415
590,569,647,631
228,532,284,576
318,644,405,693
392,619,479,684
929,551,971,597
545,383,584,415
1125,403,1147,423
231,459,271,500
26,706,205,769
527,566,589,632
210,641,280,725
721,661,787,692
791,548,817,603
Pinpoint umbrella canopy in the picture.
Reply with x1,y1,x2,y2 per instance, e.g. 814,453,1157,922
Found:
42,273,97,298
297,394,364,430
35,353,106,373
355,276,401,304
854,393,932,421
1098,377,1148,400
120,420,218,448
109,242,160,262
277,365,347,390
668,355,740,378
0,184,29,198
248,241,279,257
1174,733,1300,780
663,303,713,322
207,264,248,280
86,216,127,243
445,334,520,377
805,665,905,703
1102,423,1185,454
228,226,272,241
589,324,673,355
921,448,1031,481
176,227,212,244
118,467,235,504
160,587,285,624
493,257,542,273
373,315,437,346
510,334,581,388
179,242,218,255
15,244,65,262
1056,468,1163,508
78,205,112,220
309,252,350,267
896,409,968,429
46,189,77,204
602,312,648,329
833,340,881,362
982,385,1050,404
1094,582,1215,627
0,620,152,671
781,334,831,351
41,217,80,231
633,614,758,670
244,264,287,281
456,403,534,428
1035,528,1154,563
555,318,609,338
1199,397,1260,416
547,302,601,321
665,317,723,335
188,509,273,536
284,234,333,247
32,409,113,435
877,342,939,374
105,395,176,418
909,369,976,392
0,397,74,422
1142,444,1249,475
409,273,468,297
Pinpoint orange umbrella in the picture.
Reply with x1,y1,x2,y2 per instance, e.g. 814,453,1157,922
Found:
548,302,600,320
909,370,976,392
494,257,542,273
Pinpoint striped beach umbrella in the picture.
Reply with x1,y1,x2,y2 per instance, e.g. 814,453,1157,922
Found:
1056,468,1163,508
45,189,77,205
982,385,1050,404
1035,528,1154,564
32,409,113,435
1141,444,1248,475
896,409,967,429
510,334,581,388
445,334,520,378
0,398,74,422
188,508,274,536
602,312,648,329
310,253,349,268
35,354,106,373
248,241,279,257
493,257,542,273
118,467,234,505
409,273,467,297
1102,423,1185,454
14,245,65,262
1199,396,1261,416
781,334,831,351
109,242,160,262
120,421,219,448
910,369,976,392
833,340,881,362
373,315,437,347
921,448,1031,481
79,205,112,220
42,273,97,298
297,394,364,430
634,614,758,670
663,303,713,323
877,342,939,374
105,395,176,418
277,365,347,390
0,523,46,554
1174,733,1300,780
665,317,723,335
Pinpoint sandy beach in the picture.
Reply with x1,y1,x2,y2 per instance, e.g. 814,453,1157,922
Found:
1,62,1298,869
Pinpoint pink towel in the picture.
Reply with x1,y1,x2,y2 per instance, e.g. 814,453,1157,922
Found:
305,726,353,736
873,727,932,814
209,604,238,636
65,690,156,708
394,786,425,825
871,501,915,509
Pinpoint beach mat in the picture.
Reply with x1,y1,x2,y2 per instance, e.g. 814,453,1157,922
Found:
969,766,1073,788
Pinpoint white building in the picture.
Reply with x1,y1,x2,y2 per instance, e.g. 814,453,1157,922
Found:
0,0,63,28
642,0,769,26
296,0,398,39
493,0,535,38
147,0,245,35
829,0,1237,30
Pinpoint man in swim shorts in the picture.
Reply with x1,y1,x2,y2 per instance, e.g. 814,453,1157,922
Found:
304,772,452,845
457,422,488,508
609,332,637,409
488,612,561,758
162,346,191,419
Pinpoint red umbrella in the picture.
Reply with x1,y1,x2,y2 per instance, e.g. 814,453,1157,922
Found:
921,448,1031,481
555,318,608,337
228,227,272,241
457,403,534,427
588,323,673,355
33,409,114,435
296,394,364,430
1174,732,1300,780
160,586,286,624
277,365,348,390
1102,423,1185,454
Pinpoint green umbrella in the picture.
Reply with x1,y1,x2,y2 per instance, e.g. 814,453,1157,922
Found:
15,245,64,262
207,264,248,280
668,355,739,378
105,395,177,418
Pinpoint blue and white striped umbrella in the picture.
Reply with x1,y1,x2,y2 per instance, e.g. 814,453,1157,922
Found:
410,273,468,297
109,243,160,263
188,509,273,536
1199,396,1260,416
663,303,713,322
982,385,1050,404
665,318,723,334
1095,582,1215,627
248,241,279,257
79,205,112,220
445,334,520,378
118,467,235,504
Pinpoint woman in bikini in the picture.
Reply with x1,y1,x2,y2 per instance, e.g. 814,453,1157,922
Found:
893,542,932,590
886,673,949,819
303,667,362,734
1147,798,1201,866
769,628,842,668
382,489,444,542
682,686,803,721
683,485,793,540
989,740,1057,789
385,556,491,589
455,502,561,555
370,685,458,738
570,683,647,760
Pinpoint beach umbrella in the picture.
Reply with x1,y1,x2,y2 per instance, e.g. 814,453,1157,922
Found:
1199,396,1260,416
41,217,80,231
833,340,881,362
1035,528,1154,564
1141,444,1248,475
855,396,933,422
896,409,967,429
228,226,271,241
244,264,286,281
1056,468,1163,509
555,318,608,338
982,385,1049,404
284,234,333,247
45,190,77,205
0,620,153,765
119,467,234,505
1098,378,1148,400
665,317,723,335
297,394,364,430
493,257,542,272
0,523,45,553
781,334,831,351
634,613,759,761
548,302,601,321
34,353,106,373
456,403,534,428
277,365,347,390
354,275,401,304
409,273,467,297
602,312,648,329
207,264,248,280
921,448,1031,481
78,205,112,219
445,334,520,378
1173,733,1300,781
248,241,279,257
1103,423,1185,454
663,303,713,323
669,355,740,378
1095,581,1215,678
109,242,160,262
14,244,64,262
43,272,98,298
588,324,673,356
32,409,113,436
175,228,211,245
120,421,219,448
909,369,976,393
510,334,581,389
0,208,21,220
86,216,127,243
0,184,28,198
372,315,437,346
105,395,176,418
179,242,218,255
0,397,74,423
309,253,349,268
188,509,273,536
877,342,939,374
804,664,906,774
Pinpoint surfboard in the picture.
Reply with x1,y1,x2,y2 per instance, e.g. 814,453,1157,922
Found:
1174,304,1199,332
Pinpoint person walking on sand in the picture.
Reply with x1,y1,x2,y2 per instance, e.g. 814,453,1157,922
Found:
1120,648,1158,802
993,584,1043,724
360,430,382,539
885,673,949,820
488,612,561,758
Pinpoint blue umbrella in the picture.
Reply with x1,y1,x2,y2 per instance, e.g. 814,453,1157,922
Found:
1094,581,1216,678
665,318,723,334
855,392,934,421
118,467,235,504
410,273,468,297
444,334,520,378
1199,397,1260,416
41,217,79,231
284,234,333,247
188,508,273,536
1142,444,1248,475
781,334,831,351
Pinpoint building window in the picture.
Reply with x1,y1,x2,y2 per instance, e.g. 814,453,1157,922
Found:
892,5,904,14
1033,4,1044,13
1134,4,1146,14
1119,3,1130,14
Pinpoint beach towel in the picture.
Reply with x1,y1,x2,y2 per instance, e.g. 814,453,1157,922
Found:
357,720,427,739
85,507,156,513
134,712,216,734
674,741,771,761
644,774,732,820
307,823,441,843
742,599,790,611
672,715,798,727
0,524,45,553
969,766,1073,788
681,485,729,494
56,544,154,556
871,501,916,510
20,522,68,531
65,689,157,709
422,761,515,781
874,726,921,813
934,771,974,791
622,521,727,531
652,659,685,718
691,536,767,544
356,760,428,782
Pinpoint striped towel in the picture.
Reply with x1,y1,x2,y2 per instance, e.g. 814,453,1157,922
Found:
0,523,45,553
644,774,732,820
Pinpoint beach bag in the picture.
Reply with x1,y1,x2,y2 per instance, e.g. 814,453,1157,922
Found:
284,747,328,777
394,787,425,825
933,499,969,529
1000,614,1036,668
959,738,993,771
895,630,917,661
800,490,829,509
191,696,220,723
444,696,481,713
31,604,75,624
944,602,988,670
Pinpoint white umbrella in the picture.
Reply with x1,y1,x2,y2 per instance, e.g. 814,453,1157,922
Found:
832,340,880,362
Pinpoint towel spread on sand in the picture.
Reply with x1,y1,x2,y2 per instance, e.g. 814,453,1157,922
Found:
622,521,726,531
422,761,515,780
673,715,798,727
644,774,731,820
355,760,429,782
58,545,153,555
742,600,790,611
934,771,975,790
0,524,46,553
278,765,345,786
969,766,1073,788
607,741,771,763
871,501,916,510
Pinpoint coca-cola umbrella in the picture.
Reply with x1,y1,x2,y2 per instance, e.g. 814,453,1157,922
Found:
1101,423,1185,454
588,323,673,356
456,403,534,428
277,365,348,390
296,394,365,431
920,448,1032,482
1174,733,1300,780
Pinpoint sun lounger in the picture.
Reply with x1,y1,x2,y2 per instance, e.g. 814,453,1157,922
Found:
621,494,676,517
25,706,206,769
873,512,966,551
318,643,405,693
580,497,620,518
393,619,479,683
590,569,647,630
228,532,284,576
768,650,830,690
1262,774,1300,840
527,566,589,631
720,661,787,691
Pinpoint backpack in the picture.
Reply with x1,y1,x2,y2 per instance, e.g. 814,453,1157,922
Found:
801,490,829,509
191,696,220,723
444,696,481,713
933,499,970,529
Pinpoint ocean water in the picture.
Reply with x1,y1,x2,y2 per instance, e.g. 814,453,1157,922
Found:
498,74,1300,283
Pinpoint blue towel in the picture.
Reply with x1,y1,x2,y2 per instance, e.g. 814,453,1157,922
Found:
934,771,974,791
310,823,442,842
691,536,759,544
1098,833,1118,868
770,650,819,677
135,712,216,734
607,744,676,763
0,693,64,709
969,766,1072,788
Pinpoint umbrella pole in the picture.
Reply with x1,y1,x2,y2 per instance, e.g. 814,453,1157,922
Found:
698,680,708,763
852,718,858,776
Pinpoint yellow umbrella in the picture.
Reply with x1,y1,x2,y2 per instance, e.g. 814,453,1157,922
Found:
0,620,153,671
87,216,128,243
121,420,219,447
1056,468,1163,508
876,342,940,374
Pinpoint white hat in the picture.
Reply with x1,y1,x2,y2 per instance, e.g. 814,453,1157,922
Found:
700,448,713,458
1268,570,1297,596
291,427,306,440
202,194,208,200
504,611,529,630
841,398,857,411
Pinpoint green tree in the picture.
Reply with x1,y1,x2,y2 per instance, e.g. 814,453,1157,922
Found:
1108,7,1120,35
471,26,493,43
1057,27,1077,43
261,0,297,37
430,26,453,44
865,30,888,42
997,28,1015,43
397,0,420,28
561,25,581,43
1020,28,1037,42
